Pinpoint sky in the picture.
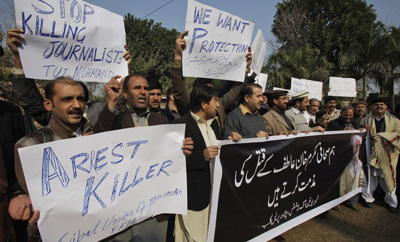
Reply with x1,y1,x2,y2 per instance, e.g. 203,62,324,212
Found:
83,0,400,56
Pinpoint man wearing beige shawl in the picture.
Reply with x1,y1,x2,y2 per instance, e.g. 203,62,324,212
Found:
361,98,400,213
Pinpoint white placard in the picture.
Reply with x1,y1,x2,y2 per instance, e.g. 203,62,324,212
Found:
183,0,254,82
257,73,268,92
14,0,128,82
250,29,267,75
328,77,357,97
18,124,187,242
290,78,323,100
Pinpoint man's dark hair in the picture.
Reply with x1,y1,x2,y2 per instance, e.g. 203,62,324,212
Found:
45,77,81,101
370,97,387,106
123,74,147,91
148,79,162,91
290,97,305,107
190,85,216,113
238,83,262,104
341,105,354,113
193,78,213,88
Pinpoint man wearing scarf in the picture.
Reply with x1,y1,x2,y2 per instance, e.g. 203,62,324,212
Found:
361,98,400,213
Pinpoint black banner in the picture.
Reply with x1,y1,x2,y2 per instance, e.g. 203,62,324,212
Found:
208,131,368,242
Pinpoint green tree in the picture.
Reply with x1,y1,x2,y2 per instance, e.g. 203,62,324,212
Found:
124,14,179,86
268,0,378,91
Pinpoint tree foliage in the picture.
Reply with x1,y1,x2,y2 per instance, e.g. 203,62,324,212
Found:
124,13,179,85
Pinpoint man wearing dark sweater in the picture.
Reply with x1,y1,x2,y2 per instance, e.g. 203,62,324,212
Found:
327,106,363,131
223,84,268,139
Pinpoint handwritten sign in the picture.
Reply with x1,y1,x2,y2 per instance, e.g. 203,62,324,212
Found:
183,0,254,82
290,78,323,100
257,73,268,92
18,124,187,242
328,77,357,97
14,0,128,82
208,131,367,242
250,29,267,75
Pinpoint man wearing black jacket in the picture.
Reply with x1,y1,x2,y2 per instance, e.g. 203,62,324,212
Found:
327,106,362,131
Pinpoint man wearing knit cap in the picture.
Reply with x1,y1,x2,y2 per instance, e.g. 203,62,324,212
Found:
351,100,368,122
263,90,297,136
325,96,340,121
285,92,325,133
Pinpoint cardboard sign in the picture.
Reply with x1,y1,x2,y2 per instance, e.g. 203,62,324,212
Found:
14,0,128,82
18,124,187,242
250,29,267,75
328,77,357,97
183,0,254,82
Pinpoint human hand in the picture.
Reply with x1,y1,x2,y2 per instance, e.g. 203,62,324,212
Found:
175,30,188,60
204,145,219,161
105,75,122,110
246,46,252,69
6,28,24,68
256,131,269,139
228,132,242,142
123,45,132,66
182,137,194,156
9,194,32,221
311,126,324,132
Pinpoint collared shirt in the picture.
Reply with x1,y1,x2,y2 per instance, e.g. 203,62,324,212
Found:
373,115,385,133
126,104,151,126
190,112,217,147
239,104,258,116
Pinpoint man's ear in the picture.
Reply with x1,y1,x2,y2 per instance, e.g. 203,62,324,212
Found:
244,95,250,103
123,91,128,100
44,98,53,111
201,101,208,110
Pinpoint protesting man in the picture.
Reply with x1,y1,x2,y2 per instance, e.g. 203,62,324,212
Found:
285,92,324,133
327,106,363,131
173,85,241,241
305,98,321,124
361,98,400,213
352,100,368,123
223,84,269,139
94,74,193,241
10,77,92,240
325,96,340,121
263,90,297,136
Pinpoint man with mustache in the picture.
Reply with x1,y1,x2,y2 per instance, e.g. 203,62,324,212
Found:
147,80,177,121
361,98,400,213
223,84,269,139
263,90,297,136
10,77,92,241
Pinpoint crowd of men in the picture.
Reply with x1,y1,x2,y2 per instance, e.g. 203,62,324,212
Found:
1,28,400,242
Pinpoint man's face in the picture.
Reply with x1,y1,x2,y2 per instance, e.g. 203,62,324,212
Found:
123,76,149,112
274,95,289,111
246,87,263,113
317,114,330,128
353,137,362,155
371,102,387,116
354,104,367,117
45,83,85,130
308,101,320,115
340,109,354,123
298,97,309,112
326,100,336,112
148,89,162,109
204,96,220,120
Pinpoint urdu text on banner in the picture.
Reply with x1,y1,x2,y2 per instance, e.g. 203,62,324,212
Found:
18,124,187,242
208,131,368,242
183,0,254,82
14,0,129,82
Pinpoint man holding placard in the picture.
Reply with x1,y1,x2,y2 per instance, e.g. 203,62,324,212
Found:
10,77,91,241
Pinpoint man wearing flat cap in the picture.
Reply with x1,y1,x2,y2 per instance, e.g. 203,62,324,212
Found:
263,90,297,136
285,92,324,133
351,100,368,123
